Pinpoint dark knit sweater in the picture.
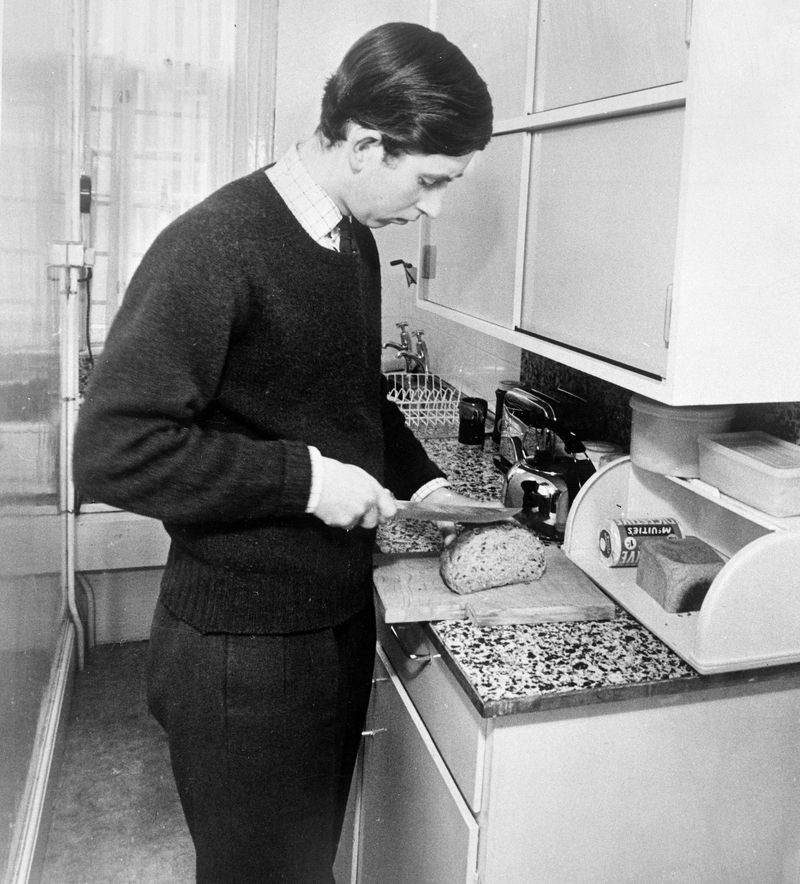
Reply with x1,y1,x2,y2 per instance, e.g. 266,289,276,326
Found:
73,168,445,634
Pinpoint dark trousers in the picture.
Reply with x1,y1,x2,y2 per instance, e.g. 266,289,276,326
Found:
146,599,376,884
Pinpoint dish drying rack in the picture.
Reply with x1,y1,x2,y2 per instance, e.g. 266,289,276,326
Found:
385,373,462,434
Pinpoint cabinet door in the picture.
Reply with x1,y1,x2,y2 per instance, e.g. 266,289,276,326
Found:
520,107,684,378
358,649,479,884
422,132,523,329
333,746,362,884
533,0,689,112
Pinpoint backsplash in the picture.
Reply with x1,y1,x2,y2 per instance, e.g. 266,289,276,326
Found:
520,352,800,450
83,347,800,451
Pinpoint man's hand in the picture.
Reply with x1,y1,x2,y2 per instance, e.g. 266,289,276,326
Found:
313,457,397,530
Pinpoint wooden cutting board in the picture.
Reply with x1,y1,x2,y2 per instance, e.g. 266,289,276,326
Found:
374,548,616,625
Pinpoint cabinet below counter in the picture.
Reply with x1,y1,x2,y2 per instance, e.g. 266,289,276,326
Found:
345,436,800,884
363,605,800,884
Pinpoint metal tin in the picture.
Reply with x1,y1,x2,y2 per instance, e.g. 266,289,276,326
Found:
598,518,683,567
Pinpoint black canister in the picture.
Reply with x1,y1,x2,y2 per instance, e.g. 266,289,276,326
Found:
458,397,488,446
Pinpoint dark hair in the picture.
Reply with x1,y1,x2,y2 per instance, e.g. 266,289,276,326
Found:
319,22,493,158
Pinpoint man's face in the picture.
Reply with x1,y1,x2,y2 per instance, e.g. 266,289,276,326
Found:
347,148,475,228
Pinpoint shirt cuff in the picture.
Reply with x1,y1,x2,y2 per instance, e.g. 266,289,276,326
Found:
410,477,451,503
305,446,324,514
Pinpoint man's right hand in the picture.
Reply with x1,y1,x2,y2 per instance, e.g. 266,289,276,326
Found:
313,457,397,531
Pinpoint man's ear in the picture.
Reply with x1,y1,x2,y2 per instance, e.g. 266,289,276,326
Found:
345,124,384,171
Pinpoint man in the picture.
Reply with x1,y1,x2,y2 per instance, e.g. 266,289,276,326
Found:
73,20,493,884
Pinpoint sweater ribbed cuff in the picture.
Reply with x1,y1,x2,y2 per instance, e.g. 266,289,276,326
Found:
305,446,323,513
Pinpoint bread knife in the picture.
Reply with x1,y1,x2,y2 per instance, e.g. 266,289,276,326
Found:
392,500,524,524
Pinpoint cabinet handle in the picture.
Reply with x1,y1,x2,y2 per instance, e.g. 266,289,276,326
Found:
388,625,441,667
663,284,673,346
420,244,437,279
685,0,693,46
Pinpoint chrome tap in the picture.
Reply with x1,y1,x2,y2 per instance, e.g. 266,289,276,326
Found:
383,322,430,373
384,322,420,372
383,321,412,353
412,330,429,373
389,350,427,372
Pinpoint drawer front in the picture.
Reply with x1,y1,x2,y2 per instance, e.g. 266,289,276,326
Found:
378,620,487,812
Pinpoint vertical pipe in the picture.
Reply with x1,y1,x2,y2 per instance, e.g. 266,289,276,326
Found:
65,0,87,670
65,264,85,671
76,572,97,649
70,0,84,242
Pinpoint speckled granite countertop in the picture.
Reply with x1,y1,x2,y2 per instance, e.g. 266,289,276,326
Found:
375,436,702,718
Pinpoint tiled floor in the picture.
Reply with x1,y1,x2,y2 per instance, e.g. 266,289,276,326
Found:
40,641,194,884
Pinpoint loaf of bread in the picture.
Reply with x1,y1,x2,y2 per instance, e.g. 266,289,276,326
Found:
636,535,724,613
439,523,547,595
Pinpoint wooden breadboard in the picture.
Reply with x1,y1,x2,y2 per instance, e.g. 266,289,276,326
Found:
374,548,616,625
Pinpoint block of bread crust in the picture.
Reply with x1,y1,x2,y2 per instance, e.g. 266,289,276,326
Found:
439,522,546,595
636,535,724,613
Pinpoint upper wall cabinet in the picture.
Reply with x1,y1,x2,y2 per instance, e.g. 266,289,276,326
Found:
420,133,523,329
420,0,800,406
531,0,688,111
522,106,684,380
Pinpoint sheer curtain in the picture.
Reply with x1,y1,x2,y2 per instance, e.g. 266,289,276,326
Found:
0,0,73,502
83,0,278,345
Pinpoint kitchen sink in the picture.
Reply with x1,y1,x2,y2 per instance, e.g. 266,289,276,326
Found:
384,371,461,437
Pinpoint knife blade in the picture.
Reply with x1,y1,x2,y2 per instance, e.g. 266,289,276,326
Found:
392,500,524,524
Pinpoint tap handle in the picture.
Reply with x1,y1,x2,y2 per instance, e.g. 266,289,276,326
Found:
411,331,428,370
396,321,411,348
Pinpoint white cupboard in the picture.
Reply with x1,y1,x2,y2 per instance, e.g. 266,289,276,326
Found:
420,0,800,406
334,616,800,884
334,644,480,884
334,618,800,884
355,650,479,884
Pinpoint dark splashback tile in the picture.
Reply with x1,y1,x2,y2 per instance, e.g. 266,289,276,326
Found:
520,352,800,450
520,353,635,450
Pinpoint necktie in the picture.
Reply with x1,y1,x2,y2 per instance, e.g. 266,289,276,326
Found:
337,216,357,255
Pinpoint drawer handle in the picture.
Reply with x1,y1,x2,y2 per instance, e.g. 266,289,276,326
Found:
361,728,387,738
389,624,441,667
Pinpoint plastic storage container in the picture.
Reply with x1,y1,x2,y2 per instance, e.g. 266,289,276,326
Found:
698,431,800,517
629,395,736,477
